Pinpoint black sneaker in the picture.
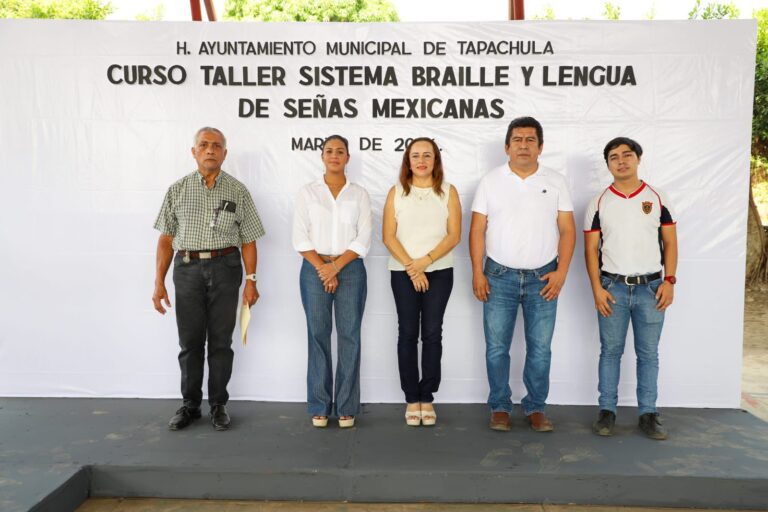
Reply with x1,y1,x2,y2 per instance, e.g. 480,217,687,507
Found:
168,406,201,431
210,404,231,431
638,412,668,440
592,409,616,436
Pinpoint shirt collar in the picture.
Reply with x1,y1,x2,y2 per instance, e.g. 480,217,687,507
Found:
609,181,646,199
501,163,548,178
197,170,224,187
314,177,352,190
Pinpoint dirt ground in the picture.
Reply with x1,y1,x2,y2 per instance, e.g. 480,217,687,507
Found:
742,283,768,422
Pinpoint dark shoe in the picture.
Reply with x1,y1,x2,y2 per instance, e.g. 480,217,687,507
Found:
638,413,667,440
527,412,554,432
593,409,616,436
489,411,511,431
210,404,231,431
168,406,201,431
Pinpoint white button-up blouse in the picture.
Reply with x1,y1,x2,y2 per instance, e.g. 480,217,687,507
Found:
292,179,372,257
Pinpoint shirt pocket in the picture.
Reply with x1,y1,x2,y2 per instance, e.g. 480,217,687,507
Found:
217,210,238,234
339,201,359,225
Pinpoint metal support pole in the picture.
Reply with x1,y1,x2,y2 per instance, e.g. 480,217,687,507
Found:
189,0,202,21
203,0,217,21
509,0,525,20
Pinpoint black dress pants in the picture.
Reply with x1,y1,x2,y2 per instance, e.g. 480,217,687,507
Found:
390,268,453,404
172,250,242,408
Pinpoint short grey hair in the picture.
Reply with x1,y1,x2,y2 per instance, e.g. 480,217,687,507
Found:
193,127,227,148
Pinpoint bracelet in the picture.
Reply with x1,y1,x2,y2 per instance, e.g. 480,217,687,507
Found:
426,252,434,263
331,261,339,272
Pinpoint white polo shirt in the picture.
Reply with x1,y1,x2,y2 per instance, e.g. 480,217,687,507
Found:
292,179,372,257
583,181,676,275
472,163,573,269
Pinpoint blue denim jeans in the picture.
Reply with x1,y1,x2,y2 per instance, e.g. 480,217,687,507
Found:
483,257,558,415
597,275,665,415
300,258,367,418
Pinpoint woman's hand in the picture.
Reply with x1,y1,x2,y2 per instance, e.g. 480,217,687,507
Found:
405,255,431,278
324,275,338,294
316,262,339,284
411,272,429,292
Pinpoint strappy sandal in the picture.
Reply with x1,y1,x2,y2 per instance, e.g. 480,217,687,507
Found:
421,407,437,426
405,408,422,427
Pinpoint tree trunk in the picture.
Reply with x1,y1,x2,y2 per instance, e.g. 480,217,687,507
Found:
746,185,767,282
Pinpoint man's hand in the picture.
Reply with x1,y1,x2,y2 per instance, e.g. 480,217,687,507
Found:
243,280,259,307
324,276,338,294
539,269,567,301
593,287,616,317
411,273,429,292
405,256,430,278
472,273,490,302
317,262,339,284
655,281,674,311
152,283,171,314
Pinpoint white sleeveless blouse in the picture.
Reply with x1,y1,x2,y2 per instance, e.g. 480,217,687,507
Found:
387,182,453,272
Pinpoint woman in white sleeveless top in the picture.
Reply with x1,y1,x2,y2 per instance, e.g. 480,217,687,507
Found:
382,137,462,426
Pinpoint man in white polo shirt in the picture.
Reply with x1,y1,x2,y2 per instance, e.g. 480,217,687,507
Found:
470,116,576,432
584,136,677,440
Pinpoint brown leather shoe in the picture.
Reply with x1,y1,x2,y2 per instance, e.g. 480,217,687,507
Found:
527,412,554,432
489,411,512,431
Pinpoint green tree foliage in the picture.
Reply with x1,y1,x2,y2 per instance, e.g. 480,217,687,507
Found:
602,2,620,20
688,0,739,20
753,9,768,151
0,0,113,19
224,0,399,22
135,3,165,21
532,6,555,21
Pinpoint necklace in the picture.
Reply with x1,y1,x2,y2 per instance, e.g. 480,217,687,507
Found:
324,176,346,192
412,186,432,201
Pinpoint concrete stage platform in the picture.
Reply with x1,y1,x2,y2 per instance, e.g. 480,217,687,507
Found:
1,399,767,512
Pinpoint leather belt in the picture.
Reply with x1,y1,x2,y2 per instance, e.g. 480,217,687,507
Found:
183,247,238,260
601,271,662,285
318,254,340,263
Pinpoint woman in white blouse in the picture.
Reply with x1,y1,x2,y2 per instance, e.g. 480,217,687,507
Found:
292,135,372,428
382,137,462,426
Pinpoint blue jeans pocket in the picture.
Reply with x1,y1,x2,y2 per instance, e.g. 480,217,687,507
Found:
646,278,663,297
484,259,507,277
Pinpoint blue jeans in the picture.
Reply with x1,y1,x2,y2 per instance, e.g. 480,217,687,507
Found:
300,258,366,417
483,257,558,415
597,275,665,415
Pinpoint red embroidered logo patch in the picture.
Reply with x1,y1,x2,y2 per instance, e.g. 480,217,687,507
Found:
642,201,653,214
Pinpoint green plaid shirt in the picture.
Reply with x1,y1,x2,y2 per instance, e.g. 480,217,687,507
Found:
154,170,265,251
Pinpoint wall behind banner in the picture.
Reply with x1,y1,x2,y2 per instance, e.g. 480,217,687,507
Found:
0,19,755,408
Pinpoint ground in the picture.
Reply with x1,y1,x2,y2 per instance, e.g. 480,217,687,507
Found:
742,283,768,421
76,285,768,512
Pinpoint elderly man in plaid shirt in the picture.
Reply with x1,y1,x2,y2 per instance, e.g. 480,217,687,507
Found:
152,127,265,431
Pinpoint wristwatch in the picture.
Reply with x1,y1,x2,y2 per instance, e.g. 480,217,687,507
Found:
245,274,257,282
664,275,677,285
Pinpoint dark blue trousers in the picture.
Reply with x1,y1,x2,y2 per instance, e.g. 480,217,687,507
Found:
390,268,453,404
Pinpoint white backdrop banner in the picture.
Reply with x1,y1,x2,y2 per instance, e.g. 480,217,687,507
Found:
0,19,755,408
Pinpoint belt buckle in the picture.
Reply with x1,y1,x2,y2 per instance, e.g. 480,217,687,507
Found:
199,251,212,259
624,275,634,285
